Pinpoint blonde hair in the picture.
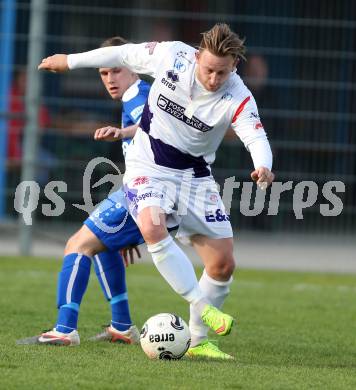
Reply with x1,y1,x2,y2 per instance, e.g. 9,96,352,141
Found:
199,23,246,61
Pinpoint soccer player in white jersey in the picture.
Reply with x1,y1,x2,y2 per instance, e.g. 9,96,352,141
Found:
39,23,274,359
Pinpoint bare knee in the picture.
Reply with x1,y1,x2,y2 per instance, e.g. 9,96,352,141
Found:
64,226,105,257
137,207,167,244
64,232,81,255
139,224,167,245
193,236,236,282
205,254,236,281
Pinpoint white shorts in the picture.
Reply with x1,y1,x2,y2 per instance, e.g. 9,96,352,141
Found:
123,169,233,244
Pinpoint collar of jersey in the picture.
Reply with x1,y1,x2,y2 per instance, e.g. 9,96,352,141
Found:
122,79,141,102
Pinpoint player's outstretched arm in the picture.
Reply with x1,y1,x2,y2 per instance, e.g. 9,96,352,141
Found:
38,54,69,72
39,42,174,76
251,167,275,190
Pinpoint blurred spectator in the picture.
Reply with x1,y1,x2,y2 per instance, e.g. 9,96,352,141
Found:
151,21,174,41
240,53,281,136
52,109,110,137
7,68,55,185
7,68,51,166
224,54,269,141
242,54,269,102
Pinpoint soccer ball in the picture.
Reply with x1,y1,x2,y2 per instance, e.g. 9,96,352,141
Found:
140,313,191,360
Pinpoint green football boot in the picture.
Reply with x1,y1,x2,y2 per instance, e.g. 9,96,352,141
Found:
201,304,234,336
187,340,235,360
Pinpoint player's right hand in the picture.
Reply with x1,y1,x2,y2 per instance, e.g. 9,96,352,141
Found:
94,126,122,142
38,54,69,72
120,246,141,267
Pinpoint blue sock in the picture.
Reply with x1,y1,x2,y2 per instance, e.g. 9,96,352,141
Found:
94,251,132,331
55,253,91,333
56,305,79,334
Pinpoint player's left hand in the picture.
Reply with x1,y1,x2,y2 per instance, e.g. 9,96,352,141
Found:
120,245,141,267
250,166,275,190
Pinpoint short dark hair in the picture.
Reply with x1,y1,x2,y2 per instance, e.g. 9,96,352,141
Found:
100,36,129,48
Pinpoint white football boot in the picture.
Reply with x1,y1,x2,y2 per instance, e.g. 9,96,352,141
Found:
37,329,80,346
89,325,140,344
17,329,80,346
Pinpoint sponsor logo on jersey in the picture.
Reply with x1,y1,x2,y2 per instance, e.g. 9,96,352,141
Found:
176,50,192,63
209,194,218,203
129,191,164,207
157,94,213,132
173,58,188,73
145,42,158,55
130,104,144,122
132,176,150,187
250,112,260,119
205,208,230,222
161,77,176,91
221,92,233,101
249,112,264,130
166,70,179,83
250,112,263,130
157,95,169,109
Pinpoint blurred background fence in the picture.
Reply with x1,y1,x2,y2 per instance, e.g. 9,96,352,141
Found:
0,0,355,253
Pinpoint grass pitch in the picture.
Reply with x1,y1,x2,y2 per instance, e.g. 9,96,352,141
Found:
1,256,356,390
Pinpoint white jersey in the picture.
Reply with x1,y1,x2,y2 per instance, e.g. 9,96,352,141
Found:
68,41,272,178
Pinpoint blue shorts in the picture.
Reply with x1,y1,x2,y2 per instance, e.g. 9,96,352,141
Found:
84,195,144,252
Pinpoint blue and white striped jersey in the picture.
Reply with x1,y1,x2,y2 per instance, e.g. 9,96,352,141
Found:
121,79,150,158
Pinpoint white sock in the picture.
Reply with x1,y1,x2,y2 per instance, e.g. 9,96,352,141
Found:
147,236,206,306
189,269,233,347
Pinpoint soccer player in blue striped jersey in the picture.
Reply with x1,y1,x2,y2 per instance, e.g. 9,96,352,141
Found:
18,37,151,346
